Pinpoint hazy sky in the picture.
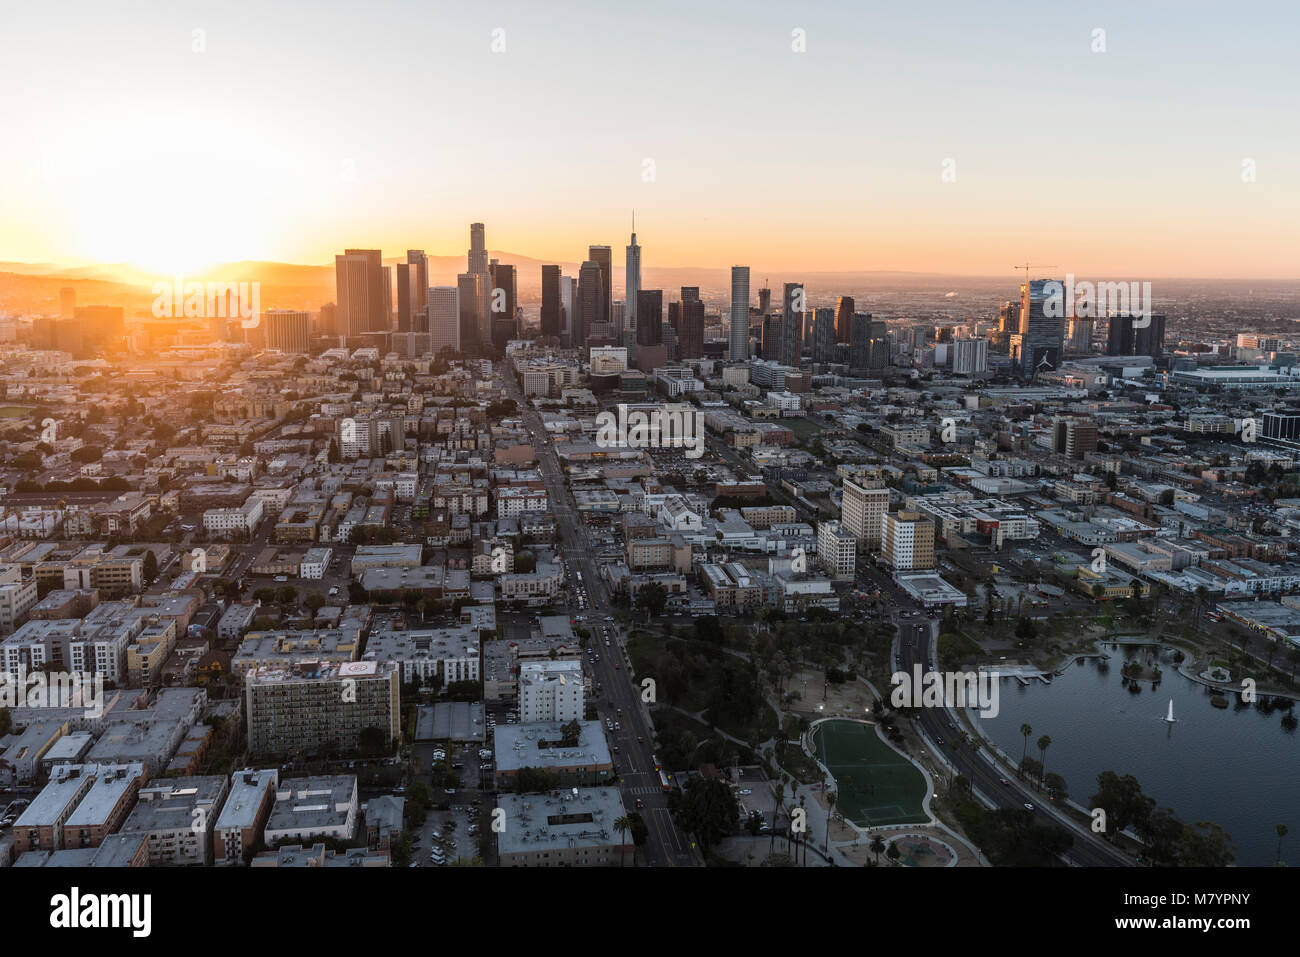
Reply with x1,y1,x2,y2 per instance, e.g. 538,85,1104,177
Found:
2,0,1297,277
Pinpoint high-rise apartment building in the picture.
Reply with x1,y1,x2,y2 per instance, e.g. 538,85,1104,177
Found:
882,511,935,570
518,660,584,723
244,660,400,756
951,337,989,374
264,309,311,354
841,478,889,548
818,520,857,580
813,307,836,363
1052,417,1098,459
775,283,803,367
1108,314,1167,359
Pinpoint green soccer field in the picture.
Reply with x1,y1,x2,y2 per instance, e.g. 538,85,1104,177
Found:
812,720,929,827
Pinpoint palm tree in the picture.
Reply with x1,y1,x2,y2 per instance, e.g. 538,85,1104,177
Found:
614,815,632,867
1019,723,1033,774
1277,824,1288,866
1036,735,1052,788
1194,585,1209,630
869,833,886,865
824,790,837,851
769,781,784,858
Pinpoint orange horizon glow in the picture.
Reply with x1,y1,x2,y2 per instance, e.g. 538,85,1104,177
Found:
3,2,1298,281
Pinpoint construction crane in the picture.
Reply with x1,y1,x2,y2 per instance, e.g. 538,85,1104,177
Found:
1012,263,1057,287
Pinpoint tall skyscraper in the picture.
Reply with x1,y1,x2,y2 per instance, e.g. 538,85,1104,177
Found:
625,222,641,348
729,266,751,361
678,298,705,359
589,245,612,330
758,282,772,317
468,223,488,274
1018,279,1065,377
813,307,836,363
541,265,562,339
847,316,867,370
577,260,604,348
427,286,460,357
849,313,882,371
458,224,491,348
1108,314,1166,359
489,260,518,351
396,250,428,333
834,296,855,345
680,286,699,302
762,315,784,362
335,249,386,338
560,276,576,347
780,283,804,367
636,289,663,347
612,300,626,341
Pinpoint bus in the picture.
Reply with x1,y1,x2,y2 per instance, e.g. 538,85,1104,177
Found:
658,768,673,792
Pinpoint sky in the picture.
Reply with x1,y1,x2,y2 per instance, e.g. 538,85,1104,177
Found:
1,0,1297,278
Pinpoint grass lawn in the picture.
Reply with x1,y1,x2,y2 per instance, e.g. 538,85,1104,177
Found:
812,719,928,827
784,418,823,440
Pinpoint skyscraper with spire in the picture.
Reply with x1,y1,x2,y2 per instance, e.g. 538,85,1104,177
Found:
625,214,641,355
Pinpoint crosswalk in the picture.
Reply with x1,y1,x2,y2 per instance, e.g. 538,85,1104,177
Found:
625,785,661,796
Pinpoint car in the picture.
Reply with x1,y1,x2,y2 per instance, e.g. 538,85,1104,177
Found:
635,798,644,809
637,735,644,743
1024,803,1035,811
274,575,289,583
613,663,620,670
444,788,456,794
1000,778,1011,785
739,789,752,795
